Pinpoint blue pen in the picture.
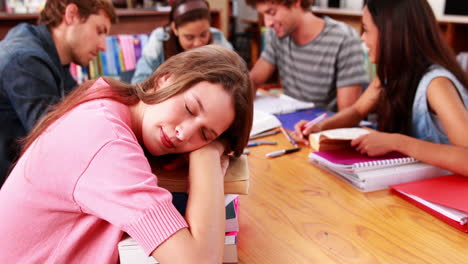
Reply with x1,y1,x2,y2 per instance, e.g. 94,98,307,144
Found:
279,127,298,147
247,140,278,147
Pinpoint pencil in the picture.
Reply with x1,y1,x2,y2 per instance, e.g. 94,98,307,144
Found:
279,127,298,147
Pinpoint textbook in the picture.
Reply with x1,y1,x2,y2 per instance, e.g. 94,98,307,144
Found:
308,127,370,152
309,148,450,192
391,174,468,232
150,155,250,195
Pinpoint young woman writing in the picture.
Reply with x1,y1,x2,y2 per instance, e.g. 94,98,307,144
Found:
293,0,468,176
0,45,253,263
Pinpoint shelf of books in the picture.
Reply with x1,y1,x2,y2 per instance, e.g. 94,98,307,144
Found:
69,34,149,84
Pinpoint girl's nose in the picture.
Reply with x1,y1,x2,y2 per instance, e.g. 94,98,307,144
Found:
175,124,197,141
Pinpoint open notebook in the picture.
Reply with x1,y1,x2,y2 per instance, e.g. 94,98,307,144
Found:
254,92,315,114
250,110,281,137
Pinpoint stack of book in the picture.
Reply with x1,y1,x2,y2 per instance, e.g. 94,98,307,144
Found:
118,155,249,263
307,128,450,192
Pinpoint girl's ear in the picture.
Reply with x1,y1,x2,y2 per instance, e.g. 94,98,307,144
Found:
157,74,172,89
170,22,178,36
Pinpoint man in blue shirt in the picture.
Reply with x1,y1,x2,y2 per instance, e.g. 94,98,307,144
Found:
0,0,116,186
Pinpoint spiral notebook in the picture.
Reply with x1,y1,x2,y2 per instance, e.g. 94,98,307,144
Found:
308,148,449,192
309,148,418,178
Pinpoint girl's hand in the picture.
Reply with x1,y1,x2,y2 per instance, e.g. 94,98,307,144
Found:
292,120,322,146
351,130,398,156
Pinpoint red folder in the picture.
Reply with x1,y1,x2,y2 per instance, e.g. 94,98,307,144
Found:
391,174,468,232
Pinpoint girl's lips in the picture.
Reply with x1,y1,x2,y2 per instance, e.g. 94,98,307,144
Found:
160,128,175,149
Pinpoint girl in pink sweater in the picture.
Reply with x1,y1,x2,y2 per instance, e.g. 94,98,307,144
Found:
0,45,253,263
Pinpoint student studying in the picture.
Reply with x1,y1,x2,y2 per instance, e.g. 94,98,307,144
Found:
131,0,232,84
0,45,254,263
294,0,468,177
0,0,117,187
245,0,369,111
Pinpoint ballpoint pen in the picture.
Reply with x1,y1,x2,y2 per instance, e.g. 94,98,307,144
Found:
249,130,280,140
279,127,298,147
265,147,300,158
301,113,328,131
247,140,278,147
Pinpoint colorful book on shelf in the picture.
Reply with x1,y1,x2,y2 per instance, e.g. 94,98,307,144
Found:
309,148,450,192
308,127,370,152
150,155,250,195
391,174,468,232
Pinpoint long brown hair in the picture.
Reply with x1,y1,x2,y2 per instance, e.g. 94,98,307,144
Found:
164,0,213,58
38,0,117,28
365,0,468,134
22,45,254,157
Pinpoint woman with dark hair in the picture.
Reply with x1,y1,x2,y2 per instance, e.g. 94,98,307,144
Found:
131,0,232,84
0,45,253,263
293,0,468,175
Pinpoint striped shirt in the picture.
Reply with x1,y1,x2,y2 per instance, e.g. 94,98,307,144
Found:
261,16,369,111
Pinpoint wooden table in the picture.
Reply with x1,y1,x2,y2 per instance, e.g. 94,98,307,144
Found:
237,131,468,264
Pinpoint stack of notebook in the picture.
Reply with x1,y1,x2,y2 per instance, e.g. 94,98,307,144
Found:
309,147,450,192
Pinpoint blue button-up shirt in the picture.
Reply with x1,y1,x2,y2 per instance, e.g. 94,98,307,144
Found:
0,23,77,186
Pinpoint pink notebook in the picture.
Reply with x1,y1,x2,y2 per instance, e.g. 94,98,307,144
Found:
313,148,408,165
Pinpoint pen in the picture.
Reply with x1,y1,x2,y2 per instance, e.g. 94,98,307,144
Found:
301,113,328,131
247,140,278,147
249,130,280,139
280,127,298,147
265,147,300,158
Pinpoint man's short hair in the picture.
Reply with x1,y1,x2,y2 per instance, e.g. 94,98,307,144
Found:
245,0,313,10
38,0,117,28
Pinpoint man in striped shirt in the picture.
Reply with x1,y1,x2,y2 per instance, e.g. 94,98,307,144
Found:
246,0,369,111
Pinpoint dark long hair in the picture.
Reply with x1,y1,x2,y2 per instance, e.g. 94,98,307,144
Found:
21,45,253,157
163,0,212,58
365,0,468,133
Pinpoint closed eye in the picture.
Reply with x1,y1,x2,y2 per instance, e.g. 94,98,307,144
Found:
185,103,194,115
201,129,208,141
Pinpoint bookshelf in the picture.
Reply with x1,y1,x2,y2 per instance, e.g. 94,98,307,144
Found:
0,8,221,40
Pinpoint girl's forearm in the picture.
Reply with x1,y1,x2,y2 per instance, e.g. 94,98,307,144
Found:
395,134,468,177
185,148,225,260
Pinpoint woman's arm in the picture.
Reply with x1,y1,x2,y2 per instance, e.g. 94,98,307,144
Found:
426,77,468,147
293,77,382,145
151,141,226,264
352,132,468,177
